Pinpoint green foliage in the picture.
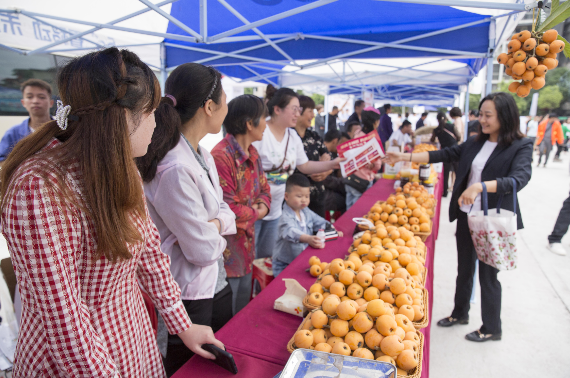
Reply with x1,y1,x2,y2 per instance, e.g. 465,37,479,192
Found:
537,85,564,110
437,107,448,114
392,106,403,114
296,89,304,96
244,87,254,95
538,0,570,32
310,93,324,105
469,94,481,111
545,67,570,101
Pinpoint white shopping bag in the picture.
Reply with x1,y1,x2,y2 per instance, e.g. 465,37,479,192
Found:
468,179,518,271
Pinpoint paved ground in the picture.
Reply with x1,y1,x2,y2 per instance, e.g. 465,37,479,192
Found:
430,148,570,377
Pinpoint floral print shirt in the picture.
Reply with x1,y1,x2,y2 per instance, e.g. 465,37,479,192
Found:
295,127,329,197
212,134,271,277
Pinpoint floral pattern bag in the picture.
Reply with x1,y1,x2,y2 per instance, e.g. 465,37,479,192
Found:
468,178,518,271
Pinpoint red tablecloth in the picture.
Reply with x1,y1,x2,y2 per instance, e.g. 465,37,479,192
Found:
174,177,443,378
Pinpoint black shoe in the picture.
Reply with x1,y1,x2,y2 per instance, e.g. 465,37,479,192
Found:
437,316,469,327
465,329,502,342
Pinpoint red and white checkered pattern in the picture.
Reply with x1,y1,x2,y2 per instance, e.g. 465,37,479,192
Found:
1,140,192,377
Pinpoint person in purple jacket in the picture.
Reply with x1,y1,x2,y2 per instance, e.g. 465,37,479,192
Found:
0,79,53,161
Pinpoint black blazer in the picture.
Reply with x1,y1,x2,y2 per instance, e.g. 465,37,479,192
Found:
428,136,533,229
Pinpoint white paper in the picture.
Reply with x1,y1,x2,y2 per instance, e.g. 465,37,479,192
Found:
339,138,384,177
274,279,307,317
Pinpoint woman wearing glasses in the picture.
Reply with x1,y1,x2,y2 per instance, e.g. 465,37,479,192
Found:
253,86,343,261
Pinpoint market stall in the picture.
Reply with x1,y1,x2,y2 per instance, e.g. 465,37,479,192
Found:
173,174,443,378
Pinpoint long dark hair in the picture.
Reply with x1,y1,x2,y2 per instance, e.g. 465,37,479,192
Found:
1,47,161,262
136,63,222,182
361,109,380,134
223,94,267,136
477,92,523,146
265,85,297,116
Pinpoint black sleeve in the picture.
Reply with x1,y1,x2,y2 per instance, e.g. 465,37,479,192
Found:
323,174,346,194
496,139,533,195
428,142,464,164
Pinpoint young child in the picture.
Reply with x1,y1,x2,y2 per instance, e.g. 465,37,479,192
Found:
272,174,343,277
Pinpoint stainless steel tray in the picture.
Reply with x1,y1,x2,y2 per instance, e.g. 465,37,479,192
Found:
281,349,396,378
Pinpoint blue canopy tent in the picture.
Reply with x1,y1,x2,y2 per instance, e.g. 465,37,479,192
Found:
161,0,531,108
0,0,534,109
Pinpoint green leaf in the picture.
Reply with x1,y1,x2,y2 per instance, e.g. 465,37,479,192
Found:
552,0,560,11
558,35,570,58
538,1,570,32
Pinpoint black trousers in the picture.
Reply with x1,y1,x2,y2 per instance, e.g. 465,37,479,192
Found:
442,162,451,197
555,143,564,159
164,284,233,377
451,211,502,334
548,191,570,243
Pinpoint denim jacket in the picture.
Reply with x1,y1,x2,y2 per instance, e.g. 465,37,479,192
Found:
273,203,328,264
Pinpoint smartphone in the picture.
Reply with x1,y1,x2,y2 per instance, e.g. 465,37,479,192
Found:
202,344,238,375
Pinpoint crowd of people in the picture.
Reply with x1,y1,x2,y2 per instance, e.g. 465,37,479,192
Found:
0,47,565,376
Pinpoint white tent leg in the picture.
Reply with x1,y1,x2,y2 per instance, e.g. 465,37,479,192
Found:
464,83,470,141
485,19,496,97
324,91,330,134
160,42,166,96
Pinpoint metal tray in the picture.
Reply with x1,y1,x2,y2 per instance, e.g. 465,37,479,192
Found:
281,349,396,378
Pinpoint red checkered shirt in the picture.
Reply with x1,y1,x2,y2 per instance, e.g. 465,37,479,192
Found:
1,140,192,377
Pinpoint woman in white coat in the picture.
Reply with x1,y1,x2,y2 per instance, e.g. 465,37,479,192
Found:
136,63,236,376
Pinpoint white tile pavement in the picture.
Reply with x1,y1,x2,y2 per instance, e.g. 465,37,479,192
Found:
430,149,570,377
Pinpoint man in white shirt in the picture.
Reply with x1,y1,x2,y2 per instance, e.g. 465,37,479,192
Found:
389,120,414,150
526,115,539,146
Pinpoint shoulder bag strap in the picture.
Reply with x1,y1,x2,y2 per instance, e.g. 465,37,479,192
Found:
264,129,290,173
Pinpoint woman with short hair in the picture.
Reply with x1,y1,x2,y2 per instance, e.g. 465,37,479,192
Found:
211,94,271,315
385,92,532,342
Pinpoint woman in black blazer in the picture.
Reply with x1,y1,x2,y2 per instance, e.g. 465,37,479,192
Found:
385,93,532,342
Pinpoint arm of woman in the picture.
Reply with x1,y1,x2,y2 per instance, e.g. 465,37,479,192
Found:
138,208,223,360
209,159,237,237
152,166,226,267
458,139,533,206
297,158,344,175
12,176,119,376
213,152,258,231
253,158,272,219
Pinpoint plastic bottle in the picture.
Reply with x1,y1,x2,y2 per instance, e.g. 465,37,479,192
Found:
316,229,326,248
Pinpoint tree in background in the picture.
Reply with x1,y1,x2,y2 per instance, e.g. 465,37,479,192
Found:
310,93,324,105
538,86,564,112
469,94,481,111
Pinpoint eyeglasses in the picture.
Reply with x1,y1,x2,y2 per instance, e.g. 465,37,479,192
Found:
287,105,303,115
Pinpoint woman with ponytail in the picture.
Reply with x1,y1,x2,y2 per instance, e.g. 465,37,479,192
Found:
0,48,222,377
136,63,236,375
253,86,344,259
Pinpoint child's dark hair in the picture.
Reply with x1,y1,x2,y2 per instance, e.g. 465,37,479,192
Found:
286,173,310,192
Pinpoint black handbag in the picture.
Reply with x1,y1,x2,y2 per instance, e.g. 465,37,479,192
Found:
342,174,370,194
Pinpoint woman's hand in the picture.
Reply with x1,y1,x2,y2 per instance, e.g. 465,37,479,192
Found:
383,152,406,165
330,157,346,169
178,324,225,360
255,203,269,220
458,183,482,207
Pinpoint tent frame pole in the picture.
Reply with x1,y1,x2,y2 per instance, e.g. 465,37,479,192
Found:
464,83,470,142
160,42,167,96
325,90,330,134
209,0,339,42
485,19,496,97
139,0,202,41
200,0,208,41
